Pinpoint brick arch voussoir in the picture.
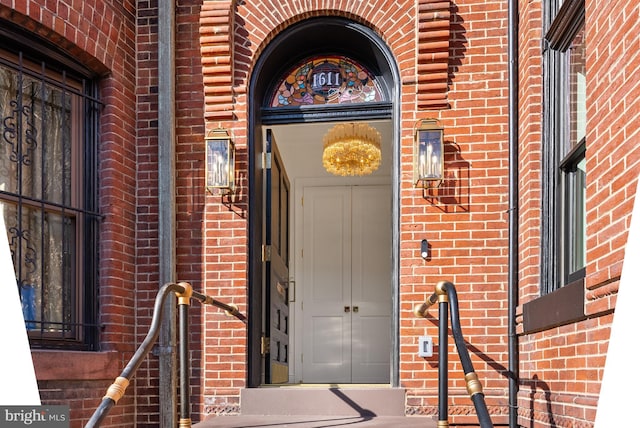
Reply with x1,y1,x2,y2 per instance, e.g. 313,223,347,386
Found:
199,2,392,121
241,0,450,111
0,3,124,76
245,7,396,79
199,0,450,120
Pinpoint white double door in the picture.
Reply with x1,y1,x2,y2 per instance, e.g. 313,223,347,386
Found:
301,185,391,383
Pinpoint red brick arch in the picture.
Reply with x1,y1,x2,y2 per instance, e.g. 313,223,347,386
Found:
200,0,450,120
0,1,135,76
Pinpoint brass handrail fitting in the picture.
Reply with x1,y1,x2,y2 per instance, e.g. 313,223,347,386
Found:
435,280,450,303
413,280,450,318
224,303,240,318
176,281,193,305
194,292,246,323
103,376,129,403
465,371,483,397
179,418,192,427
413,294,436,318
437,421,449,428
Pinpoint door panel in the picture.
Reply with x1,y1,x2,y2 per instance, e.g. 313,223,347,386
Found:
266,130,290,384
302,187,352,382
351,185,391,382
302,185,390,383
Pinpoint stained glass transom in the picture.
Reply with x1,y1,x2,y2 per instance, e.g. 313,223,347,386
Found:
270,56,383,107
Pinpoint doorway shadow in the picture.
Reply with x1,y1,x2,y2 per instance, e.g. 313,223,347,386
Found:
329,387,376,418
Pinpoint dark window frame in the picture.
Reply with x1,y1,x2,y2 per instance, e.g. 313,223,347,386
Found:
526,0,586,333
0,30,100,350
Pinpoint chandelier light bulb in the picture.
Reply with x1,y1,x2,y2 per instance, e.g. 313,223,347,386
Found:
322,122,382,176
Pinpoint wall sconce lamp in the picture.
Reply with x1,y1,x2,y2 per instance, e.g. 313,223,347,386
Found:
414,119,444,188
206,128,235,195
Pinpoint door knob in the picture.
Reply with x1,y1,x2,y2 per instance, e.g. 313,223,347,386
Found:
353,306,359,313
344,306,350,313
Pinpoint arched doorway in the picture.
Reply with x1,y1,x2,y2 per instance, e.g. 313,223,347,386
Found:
247,17,401,387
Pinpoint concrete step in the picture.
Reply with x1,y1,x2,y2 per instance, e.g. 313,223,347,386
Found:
239,385,406,417
194,414,438,428
193,386,440,427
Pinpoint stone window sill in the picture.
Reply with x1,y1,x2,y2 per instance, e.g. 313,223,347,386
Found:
32,350,120,381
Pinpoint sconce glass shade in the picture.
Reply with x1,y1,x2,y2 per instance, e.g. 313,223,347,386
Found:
414,119,444,188
206,130,235,194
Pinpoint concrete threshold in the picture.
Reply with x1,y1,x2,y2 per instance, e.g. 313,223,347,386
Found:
193,385,439,427
194,414,438,428
240,385,406,417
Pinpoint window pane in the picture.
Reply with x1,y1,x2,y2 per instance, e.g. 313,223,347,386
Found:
569,26,586,149
540,0,586,294
0,64,73,206
0,49,92,347
567,157,586,278
563,24,586,283
1,201,76,335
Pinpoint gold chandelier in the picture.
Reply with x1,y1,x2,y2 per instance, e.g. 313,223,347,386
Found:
322,122,382,176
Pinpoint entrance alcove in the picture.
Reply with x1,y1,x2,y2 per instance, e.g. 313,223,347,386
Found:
246,16,402,391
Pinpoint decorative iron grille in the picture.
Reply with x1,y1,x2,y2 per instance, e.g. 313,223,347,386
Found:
0,48,100,350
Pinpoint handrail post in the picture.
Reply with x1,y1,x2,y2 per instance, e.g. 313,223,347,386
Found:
438,298,448,427
436,281,449,428
85,282,184,428
442,281,494,428
176,282,193,428
85,282,246,428
415,280,494,428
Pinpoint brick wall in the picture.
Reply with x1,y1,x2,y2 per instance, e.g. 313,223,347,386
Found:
584,0,640,310
135,0,237,422
175,0,209,421
0,0,139,427
195,0,512,424
400,0,510,422
134,0,162,424
3,0,637,426
517,0,543,306
515,0,640,427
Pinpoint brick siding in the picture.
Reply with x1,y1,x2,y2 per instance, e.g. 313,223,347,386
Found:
0,0,138,427
2,0,638,426
515,0,640,426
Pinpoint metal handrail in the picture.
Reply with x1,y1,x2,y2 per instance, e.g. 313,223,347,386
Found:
85,282,245,428
414,280,494,428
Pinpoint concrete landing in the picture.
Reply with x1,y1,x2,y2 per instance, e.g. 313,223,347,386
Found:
240,386,406,416
193,386,438,427
194,414,438,428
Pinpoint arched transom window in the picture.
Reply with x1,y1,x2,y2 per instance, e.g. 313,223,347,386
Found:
270,55,384,107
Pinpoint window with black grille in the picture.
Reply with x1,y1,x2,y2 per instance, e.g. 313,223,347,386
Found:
0,36,100,350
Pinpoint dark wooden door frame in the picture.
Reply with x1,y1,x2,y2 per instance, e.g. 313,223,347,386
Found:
247,16,401,388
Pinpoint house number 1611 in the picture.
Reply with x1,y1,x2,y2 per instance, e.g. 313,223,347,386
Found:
312,71,341,88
